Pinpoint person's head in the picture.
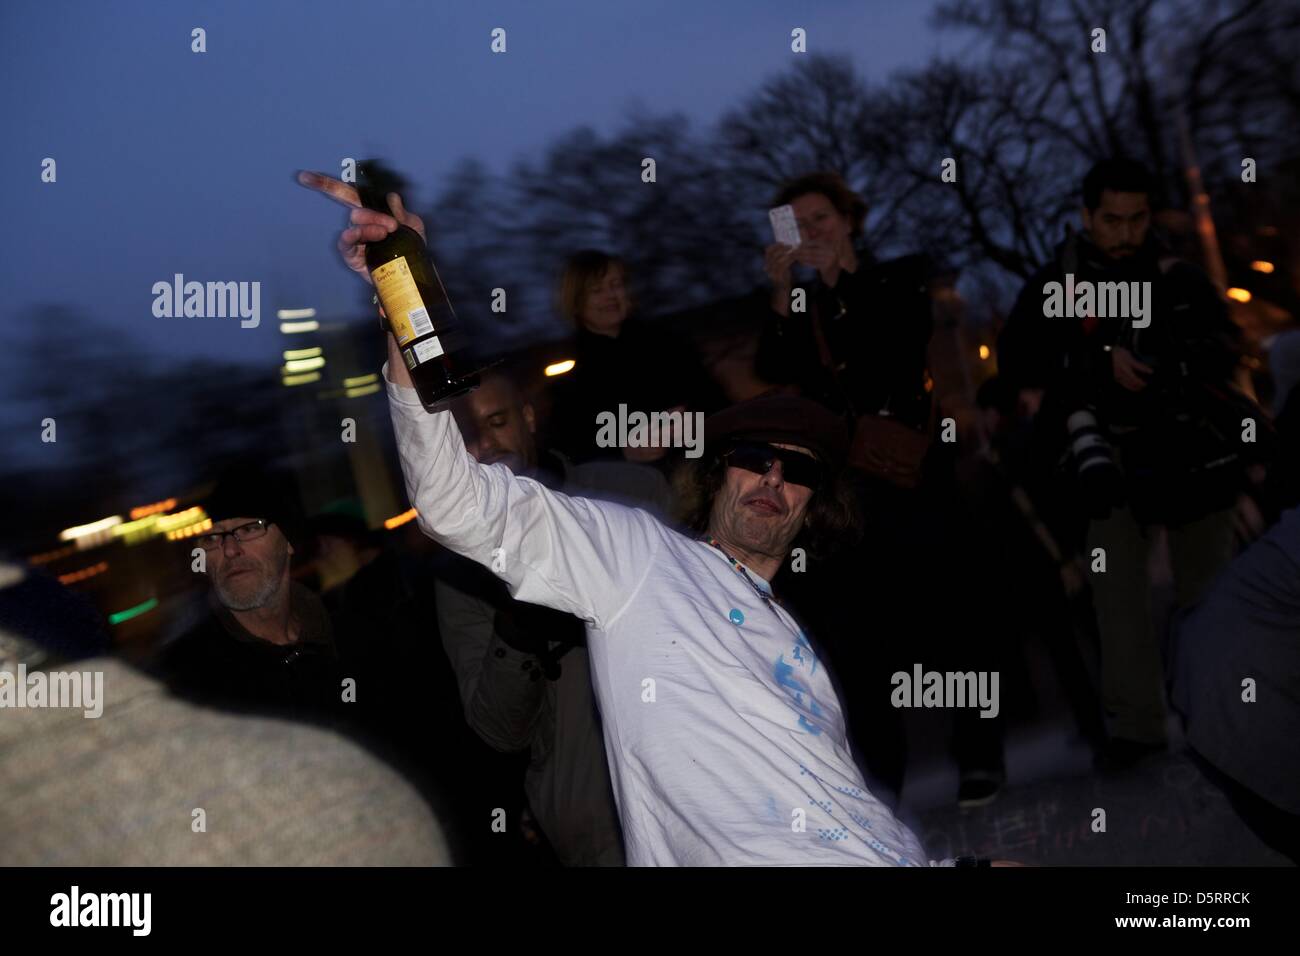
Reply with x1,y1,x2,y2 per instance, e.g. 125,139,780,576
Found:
772,172,867,252
308,512,380,592
1081,158,1156,260
557,250,632,337
198,465,302,612
674,395,858,563
451,370,537,475
198,517,293,612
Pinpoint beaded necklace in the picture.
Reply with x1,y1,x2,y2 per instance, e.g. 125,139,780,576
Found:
703,536,781,609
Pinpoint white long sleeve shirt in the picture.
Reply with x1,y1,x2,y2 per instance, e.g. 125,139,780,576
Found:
388,371,939,866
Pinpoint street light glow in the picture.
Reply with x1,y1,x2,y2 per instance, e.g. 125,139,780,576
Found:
385,508,418,530
280,320,320,334
283,347,323,361
59,516,123,542
283,356,326,373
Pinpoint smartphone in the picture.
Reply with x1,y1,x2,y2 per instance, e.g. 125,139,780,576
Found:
769,205,801,247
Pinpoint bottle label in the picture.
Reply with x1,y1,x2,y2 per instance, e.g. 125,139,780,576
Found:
412,336,445,364
372,257,434,345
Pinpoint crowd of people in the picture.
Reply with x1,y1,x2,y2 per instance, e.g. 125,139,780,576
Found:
3,158,1297,866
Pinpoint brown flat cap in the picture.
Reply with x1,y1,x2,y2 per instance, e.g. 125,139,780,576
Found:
703,393,848,467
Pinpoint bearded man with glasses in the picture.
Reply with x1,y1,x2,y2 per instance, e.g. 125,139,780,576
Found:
154,465,535,865
153,466,342,713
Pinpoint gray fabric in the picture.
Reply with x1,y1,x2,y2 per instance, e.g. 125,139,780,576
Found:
437,581,624,865
0,655,450,865
435,458,667,866
1171,507,1300,814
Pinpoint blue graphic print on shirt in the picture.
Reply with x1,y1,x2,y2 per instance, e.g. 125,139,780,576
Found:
773,631,828,736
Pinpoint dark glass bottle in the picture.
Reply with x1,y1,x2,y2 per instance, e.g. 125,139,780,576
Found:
357,160,479,409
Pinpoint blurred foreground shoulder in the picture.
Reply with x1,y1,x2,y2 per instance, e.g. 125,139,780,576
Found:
0,655,451,866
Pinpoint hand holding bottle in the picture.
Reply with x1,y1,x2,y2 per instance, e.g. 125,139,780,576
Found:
296,170,427,282
299,170,420,389
298,166,478,407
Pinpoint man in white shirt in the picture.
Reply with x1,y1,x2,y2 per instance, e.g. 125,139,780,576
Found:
299,170,959,866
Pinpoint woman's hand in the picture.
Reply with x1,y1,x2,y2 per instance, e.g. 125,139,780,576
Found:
765,243,797,316
794,240,842,286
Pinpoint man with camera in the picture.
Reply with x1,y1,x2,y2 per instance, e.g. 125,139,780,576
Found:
998,158,1246,769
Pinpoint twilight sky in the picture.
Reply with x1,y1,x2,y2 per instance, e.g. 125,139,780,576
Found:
0,0,954,370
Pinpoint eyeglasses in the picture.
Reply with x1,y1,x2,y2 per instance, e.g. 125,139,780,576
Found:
722,442,824,490
196,519,272,551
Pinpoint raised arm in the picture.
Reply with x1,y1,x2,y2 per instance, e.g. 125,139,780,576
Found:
385,338,659,630
299,168,663,627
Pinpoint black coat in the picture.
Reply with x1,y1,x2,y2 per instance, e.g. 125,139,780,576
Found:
998,232,1240,426
153,581,346,717
546,319,717,463
998,232,1247,524
755,254,935,430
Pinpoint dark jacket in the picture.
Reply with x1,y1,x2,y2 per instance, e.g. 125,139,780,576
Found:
155,581,345,716
1170,506,1300,815
546,319,718,464
999,231,1240,426
158,555,479,756
998,232,1246,524
755,253,935,431
154,560,505,865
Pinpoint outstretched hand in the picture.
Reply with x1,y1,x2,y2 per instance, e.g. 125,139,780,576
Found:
296,170,421,388
295,170,427,284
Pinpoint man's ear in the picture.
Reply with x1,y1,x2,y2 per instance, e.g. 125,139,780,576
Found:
1081,206,1093,233
523,402,536,434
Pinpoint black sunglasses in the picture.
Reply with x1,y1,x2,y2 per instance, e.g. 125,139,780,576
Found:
722,441,824,489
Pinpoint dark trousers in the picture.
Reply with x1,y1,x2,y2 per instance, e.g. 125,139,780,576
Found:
1087,506,1235,744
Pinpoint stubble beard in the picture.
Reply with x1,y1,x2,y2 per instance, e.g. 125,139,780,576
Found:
214,557,287,612
714,502,797,565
